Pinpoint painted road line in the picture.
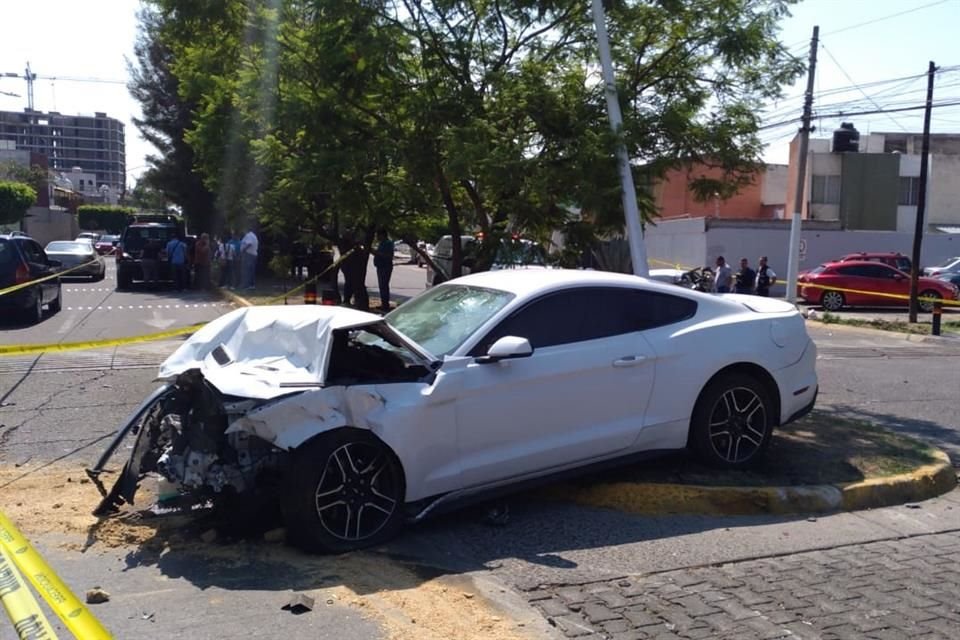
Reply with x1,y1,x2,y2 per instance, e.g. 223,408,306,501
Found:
0,510,112,639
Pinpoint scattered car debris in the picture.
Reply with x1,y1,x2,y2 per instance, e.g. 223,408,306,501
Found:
85,587,111,604
905,503,921,509
283,594,315,614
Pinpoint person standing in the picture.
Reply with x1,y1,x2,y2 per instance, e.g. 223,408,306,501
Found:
193,233,212,289
240,226,259,290
373,228,395,312
219,233,234,287
713,256,733,293
140,238,161,289
755,256,777,297
735,257,757,294
230,233,242,288
165,232,189,292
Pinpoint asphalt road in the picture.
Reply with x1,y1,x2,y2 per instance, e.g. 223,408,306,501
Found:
3,274,960,638
0,260,234,346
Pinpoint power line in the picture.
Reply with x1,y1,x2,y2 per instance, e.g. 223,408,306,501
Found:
759,99,960,131
820,41,908,132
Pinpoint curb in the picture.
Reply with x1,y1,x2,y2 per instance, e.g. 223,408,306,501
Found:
549,449,957,517
805,317,959,342
218,287,253,307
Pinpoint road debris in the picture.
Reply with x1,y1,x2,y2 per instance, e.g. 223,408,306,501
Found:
283,593,315,614
85,587,111,604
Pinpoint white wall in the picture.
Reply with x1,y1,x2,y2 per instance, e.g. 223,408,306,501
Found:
761,165,789,205
928,155,960,226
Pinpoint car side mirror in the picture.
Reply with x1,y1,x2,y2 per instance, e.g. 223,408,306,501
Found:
475,336,533,364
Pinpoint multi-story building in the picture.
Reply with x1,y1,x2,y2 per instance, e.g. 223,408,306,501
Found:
0,108,125,195
785,126,960,232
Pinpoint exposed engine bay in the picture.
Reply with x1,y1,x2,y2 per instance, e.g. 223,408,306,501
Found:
88,320,433,516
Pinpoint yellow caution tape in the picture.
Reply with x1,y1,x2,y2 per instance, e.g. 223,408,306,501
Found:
0,323,207,357
264,247,356,305
0,259,102,299
0,545,59,640
0,510,112,639
797,281,960,307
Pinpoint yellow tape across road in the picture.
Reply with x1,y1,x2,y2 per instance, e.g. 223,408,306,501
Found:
0,545,58,640
0,510,112,639
0,323,207,357
0,259,102,299
797,281,960,307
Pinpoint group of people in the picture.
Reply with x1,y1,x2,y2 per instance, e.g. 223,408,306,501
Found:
139,228,259,292
712,255,777,297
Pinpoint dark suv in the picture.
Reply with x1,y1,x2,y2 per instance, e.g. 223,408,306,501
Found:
115,215,184,289
0,233,63,323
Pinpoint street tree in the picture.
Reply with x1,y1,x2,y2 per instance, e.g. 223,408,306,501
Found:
0,181,37,225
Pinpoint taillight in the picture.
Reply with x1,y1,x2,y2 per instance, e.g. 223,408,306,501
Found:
14,261,30,284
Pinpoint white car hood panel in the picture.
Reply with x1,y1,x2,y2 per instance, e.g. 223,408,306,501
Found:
158,305,383,399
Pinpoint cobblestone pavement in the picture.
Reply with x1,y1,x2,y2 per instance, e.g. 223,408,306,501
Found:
525,530,960,639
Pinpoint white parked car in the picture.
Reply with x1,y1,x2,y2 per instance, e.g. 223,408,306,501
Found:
90,270,817,552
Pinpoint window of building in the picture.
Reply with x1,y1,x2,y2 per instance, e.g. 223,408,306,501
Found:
898,177,920,206
811,175,841,204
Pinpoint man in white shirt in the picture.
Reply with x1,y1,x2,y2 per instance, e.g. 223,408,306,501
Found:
240,228,259,290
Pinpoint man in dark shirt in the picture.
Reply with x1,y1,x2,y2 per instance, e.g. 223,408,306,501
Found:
140,238,161,289
735,257,756,294
373,229,395,312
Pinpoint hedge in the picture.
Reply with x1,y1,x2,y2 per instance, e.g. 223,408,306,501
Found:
78,205,137,234
0,181,37,225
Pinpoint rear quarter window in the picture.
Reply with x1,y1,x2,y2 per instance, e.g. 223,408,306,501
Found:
123,226,176,253
0,240,16,266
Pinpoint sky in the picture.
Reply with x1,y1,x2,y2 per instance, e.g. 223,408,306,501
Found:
1,0,958,186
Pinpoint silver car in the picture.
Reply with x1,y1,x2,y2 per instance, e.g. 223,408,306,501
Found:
45,240,106,280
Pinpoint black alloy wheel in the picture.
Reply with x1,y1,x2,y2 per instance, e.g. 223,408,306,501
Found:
285,430,405,553
690,372,774,469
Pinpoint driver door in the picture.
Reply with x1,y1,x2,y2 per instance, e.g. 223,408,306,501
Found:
453,287,657,488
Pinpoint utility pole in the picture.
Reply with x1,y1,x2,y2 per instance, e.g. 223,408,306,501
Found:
24,62,36,111
909,60,937,323
785,26,819,303
591,0,649,277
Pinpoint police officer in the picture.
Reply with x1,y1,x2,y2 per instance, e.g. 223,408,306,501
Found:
756,255,777,297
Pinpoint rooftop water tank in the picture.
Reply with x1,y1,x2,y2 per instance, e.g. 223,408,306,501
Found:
833,122,859,153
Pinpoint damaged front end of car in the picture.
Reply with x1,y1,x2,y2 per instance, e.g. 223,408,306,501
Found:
87,369,288,516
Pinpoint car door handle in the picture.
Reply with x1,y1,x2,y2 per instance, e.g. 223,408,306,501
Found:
612,355,648,367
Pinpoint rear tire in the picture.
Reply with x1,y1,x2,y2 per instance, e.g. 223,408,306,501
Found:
283,430,405,553
919,290,941,313
820,290,844,312
23,288,43,324
690,372,775,469
49,283,62,314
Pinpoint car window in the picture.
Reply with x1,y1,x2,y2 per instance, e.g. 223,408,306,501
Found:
386,284,515,356
122,226,176,253
837,265,868,277
20,240,46,264
434,237,452,259
47,241,88,253
895,258,911,272
326,325,430,385
470,287,697,356
0,239,15,267
861,264,896,279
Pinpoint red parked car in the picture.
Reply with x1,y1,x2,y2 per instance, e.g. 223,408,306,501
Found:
94,234,120,255
798,260,959,312
836,251,912,274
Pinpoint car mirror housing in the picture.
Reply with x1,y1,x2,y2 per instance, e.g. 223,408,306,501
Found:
476,336,534,364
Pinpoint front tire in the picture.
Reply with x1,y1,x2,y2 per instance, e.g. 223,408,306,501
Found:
820,290,844,312
283,430,405,553
690,372,775,469
23,288,43,324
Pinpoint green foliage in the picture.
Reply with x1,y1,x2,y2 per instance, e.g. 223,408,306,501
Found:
77,205,137,233
138,0,802,275
0,161,49,197
128,175,168,211
0,181,37,225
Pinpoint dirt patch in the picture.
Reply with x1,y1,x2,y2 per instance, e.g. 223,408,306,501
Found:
0,464,528,640
563,411,940,489
812,313,960,336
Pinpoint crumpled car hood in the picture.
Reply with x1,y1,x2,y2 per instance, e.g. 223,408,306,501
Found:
159,305,383,399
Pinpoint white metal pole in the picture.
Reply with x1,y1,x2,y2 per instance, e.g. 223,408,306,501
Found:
591,0,649,277
785,26,819,303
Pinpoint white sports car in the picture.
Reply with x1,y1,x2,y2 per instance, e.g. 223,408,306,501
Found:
90,270,817,552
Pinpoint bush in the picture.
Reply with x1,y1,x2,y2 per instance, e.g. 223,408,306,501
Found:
78,205,137,233
0,181,37,225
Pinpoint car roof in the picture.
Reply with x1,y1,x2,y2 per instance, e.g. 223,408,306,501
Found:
839,252,906,259
449,268,697,298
